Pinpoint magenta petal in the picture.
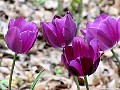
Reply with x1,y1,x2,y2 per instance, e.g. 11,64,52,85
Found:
80,29,86,36
72,36,89,58
93,14,108,28
14,17,26,29
42,23,60,48
5,27,22,53
89,39,99,60
65,12,76,35
117,18,120,39
63,28,73,45
69,59,83,76
97,30,114,50
107,17,118,42
21,22,37,32
21,30,37,53
8,19,15,29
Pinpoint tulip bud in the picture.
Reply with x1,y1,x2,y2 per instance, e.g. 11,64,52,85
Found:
81,14,120,51
61,36,100,77
5,17,38,54
40,11,76,48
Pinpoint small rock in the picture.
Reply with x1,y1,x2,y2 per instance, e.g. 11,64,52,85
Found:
107,79,118,89
44,0,57,10
1,58,13,67
0,67,10,74
0,73,4,80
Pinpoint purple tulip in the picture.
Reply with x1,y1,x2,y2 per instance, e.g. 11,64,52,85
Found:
61,36,100,77
40,11,76,48
81,14,120,51
5,17,38,54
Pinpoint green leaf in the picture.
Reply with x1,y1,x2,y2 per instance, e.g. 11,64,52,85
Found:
54,68,62,75
0,84,4,90
30,70,44,90
0,80,8,86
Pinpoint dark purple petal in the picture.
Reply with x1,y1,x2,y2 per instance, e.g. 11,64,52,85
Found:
5,27,22,53
81,57,93,75
64,46,74,63
88,58,100,75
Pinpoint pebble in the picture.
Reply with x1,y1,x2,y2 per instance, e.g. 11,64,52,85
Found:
44,0,57,10
0,67,10,74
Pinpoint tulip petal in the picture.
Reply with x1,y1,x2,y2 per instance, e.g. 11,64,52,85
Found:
21,22,37,32
69,59,84,76
5,27,22,53
93,14,108,28
99,17,117,44
107,17,118,42
63,28,73,45
21,30,37,53
14,17,26,29
41,22,60,48
65,12,76,35
97,30,114,50
8,19,15,29
64,46,74,62
88,58,100,75
72,36,89,58
53,18,65,46
81,57,93,75
117,18,120,39
88,28,113,50
89,39,99,60
80,29,86,36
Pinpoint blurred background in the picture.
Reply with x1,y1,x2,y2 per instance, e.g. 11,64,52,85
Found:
0,0,120,90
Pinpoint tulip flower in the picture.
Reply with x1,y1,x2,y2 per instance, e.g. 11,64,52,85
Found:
61,36,100,77
81,14,120,51
5,17,38,54
40,11,76,48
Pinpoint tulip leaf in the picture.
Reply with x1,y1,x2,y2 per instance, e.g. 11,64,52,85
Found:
30,70,44,90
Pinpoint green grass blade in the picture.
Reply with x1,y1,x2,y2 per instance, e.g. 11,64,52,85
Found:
30,70,44,90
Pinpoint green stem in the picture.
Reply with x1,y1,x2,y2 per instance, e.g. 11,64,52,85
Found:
84,75,89,90
58,0,61,16
74,76,80,90
111,49,120,66
76,0,83,30
8,53,17,90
